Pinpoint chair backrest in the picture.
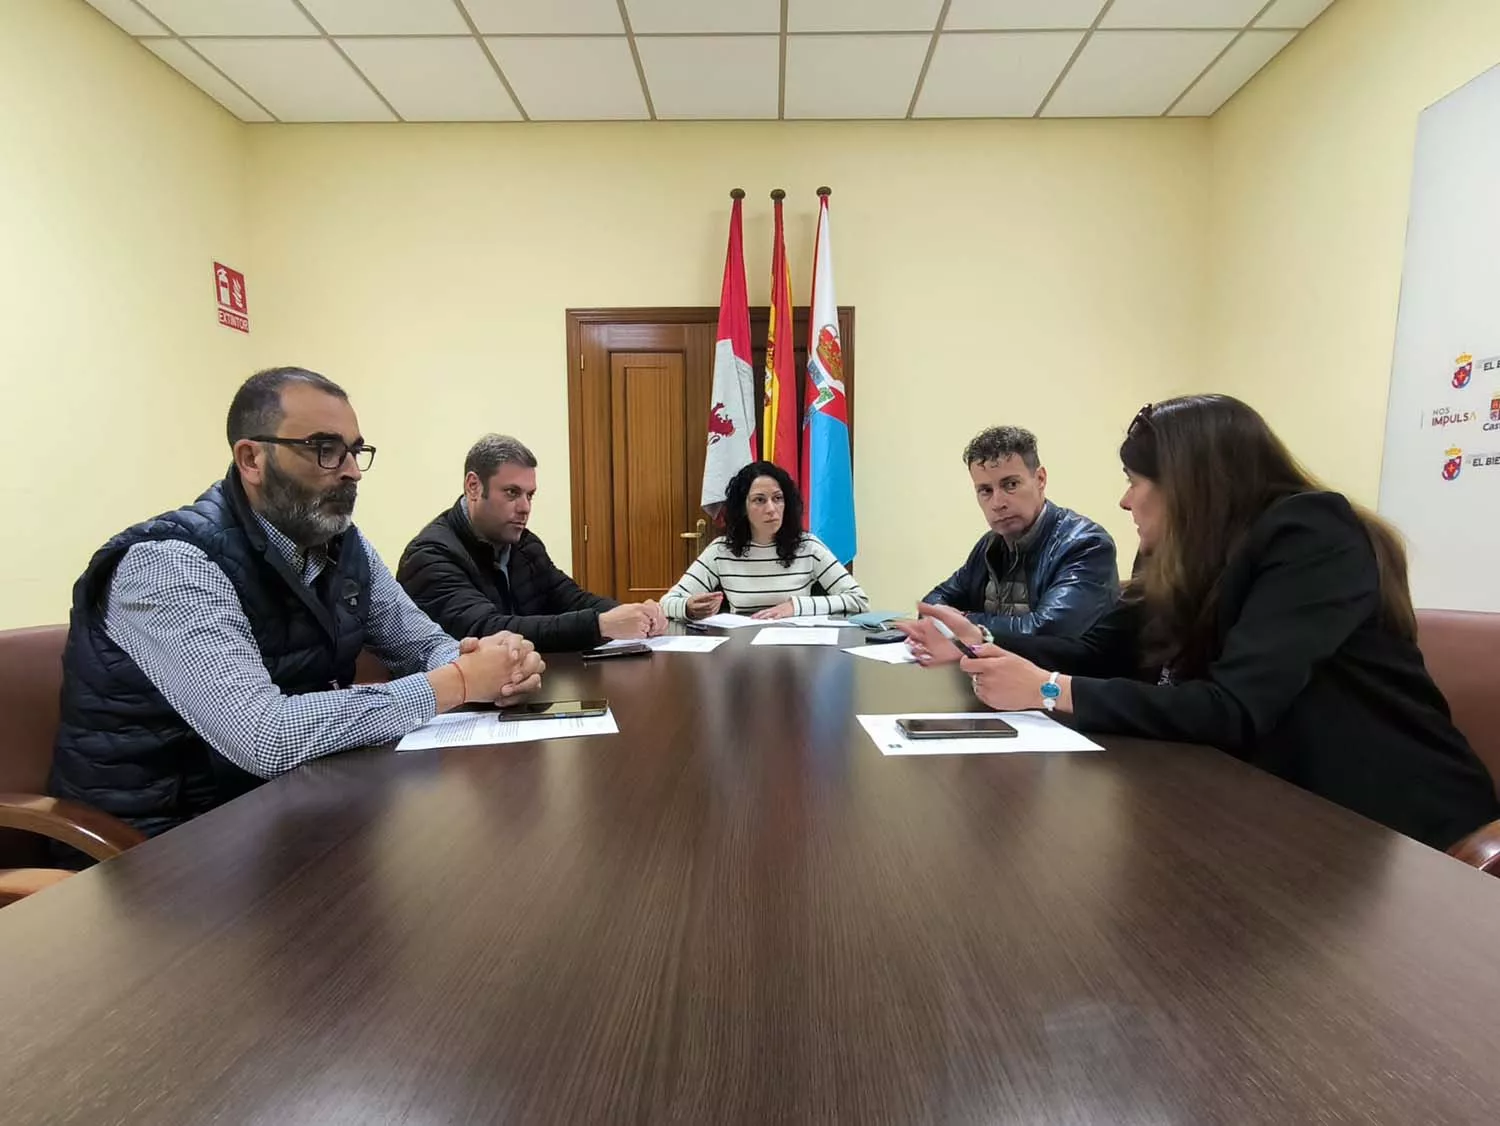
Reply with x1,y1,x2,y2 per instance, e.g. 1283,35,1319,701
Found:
0,623,387,867
0,625,68,795
1417,609,1500,797
354,648,391,685
0,625,68,868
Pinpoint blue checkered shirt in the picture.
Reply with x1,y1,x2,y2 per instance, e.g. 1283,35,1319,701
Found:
105,513,459,779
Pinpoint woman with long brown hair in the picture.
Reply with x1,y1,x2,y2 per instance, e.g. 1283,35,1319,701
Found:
899,395,1498,849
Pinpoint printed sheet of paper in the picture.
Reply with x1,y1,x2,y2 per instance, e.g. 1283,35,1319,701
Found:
695,613,762,629
397,709,619,752
750,627,841,647
598,636,730,653
857,712,1103,756
842,643,918,665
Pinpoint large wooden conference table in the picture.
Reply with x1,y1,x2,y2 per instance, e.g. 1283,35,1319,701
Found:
4,624,1500,1124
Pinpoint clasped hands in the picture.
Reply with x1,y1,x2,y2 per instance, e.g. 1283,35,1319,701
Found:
453,631,546,703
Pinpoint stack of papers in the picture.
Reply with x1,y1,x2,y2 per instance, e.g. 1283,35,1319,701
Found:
396,708,619,752
598,635,729,653
750,627,841,647
857,712,1102,756
780,615,850,628
695,612,762,629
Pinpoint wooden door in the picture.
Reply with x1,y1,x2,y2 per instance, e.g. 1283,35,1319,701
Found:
567,308,854,600
609,351,689,600
569,316,716,599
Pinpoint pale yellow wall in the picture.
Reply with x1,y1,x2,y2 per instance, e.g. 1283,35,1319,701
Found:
1207,0,1500,501
247,121,1209,608
0,0,249,627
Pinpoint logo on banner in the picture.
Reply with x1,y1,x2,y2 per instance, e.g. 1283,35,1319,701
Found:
214,262,249,333
1454,354,1474,388
1451,352,1500,389
1429,406,1476,428
1442,447,1463,481
1492,393,1500,421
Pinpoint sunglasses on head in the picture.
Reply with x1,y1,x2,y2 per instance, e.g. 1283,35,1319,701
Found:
1129,403,1155,433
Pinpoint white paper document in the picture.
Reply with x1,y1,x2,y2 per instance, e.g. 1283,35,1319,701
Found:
396,708,619,752
842,643,918,665
598,635,730,653
695,613,762,629
858,712,1103,756
750,627,841,647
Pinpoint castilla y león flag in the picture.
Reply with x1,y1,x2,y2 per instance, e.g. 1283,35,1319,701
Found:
702,191,756,518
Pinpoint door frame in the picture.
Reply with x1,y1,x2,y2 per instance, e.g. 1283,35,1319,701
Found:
565,306,856,588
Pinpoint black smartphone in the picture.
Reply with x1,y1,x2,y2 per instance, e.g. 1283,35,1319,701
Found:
501,699,609,720
865,630,907,644
581,642,652,660
683,621,714,633
896,717,1018,739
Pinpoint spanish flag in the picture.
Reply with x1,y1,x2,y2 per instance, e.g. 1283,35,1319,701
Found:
762,189,798,482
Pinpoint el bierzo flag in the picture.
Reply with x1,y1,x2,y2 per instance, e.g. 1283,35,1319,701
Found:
801,188,856,563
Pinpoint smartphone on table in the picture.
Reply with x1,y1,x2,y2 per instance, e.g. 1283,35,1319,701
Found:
896,716,1018,739
500,699,609,721
581,641,652,660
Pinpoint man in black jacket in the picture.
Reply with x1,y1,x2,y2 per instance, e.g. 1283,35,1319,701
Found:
924,426,1118,638
398,435,666,652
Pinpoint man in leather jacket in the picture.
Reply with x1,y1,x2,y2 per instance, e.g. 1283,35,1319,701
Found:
922,426,1118,639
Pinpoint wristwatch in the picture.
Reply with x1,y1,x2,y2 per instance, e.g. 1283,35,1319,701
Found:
1041,672,1062,712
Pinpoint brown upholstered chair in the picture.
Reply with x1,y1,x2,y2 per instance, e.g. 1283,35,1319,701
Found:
0,625,144,905
1418,610,1500,876
0,625,398,904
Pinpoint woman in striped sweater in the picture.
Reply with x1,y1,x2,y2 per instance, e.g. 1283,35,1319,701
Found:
662,461,870,621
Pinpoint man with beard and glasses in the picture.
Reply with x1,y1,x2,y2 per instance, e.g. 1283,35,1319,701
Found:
49,367,546,842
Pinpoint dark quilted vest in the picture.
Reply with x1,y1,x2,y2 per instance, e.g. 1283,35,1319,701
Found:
49,470,371,837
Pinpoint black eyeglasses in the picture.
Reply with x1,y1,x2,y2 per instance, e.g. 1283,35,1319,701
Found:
251,435,377,471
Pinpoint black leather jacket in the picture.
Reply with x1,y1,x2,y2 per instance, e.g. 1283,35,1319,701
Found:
924,501,1118,637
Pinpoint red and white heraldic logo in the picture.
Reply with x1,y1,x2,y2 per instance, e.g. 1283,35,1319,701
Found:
214,262,249,333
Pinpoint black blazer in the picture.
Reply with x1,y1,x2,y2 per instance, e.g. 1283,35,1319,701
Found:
1006,492,1499,850
397,499,618,652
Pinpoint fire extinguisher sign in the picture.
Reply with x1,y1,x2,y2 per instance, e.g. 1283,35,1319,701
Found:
214,261,249,333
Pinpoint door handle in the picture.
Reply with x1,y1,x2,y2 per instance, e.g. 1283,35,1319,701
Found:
679,518,708,540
